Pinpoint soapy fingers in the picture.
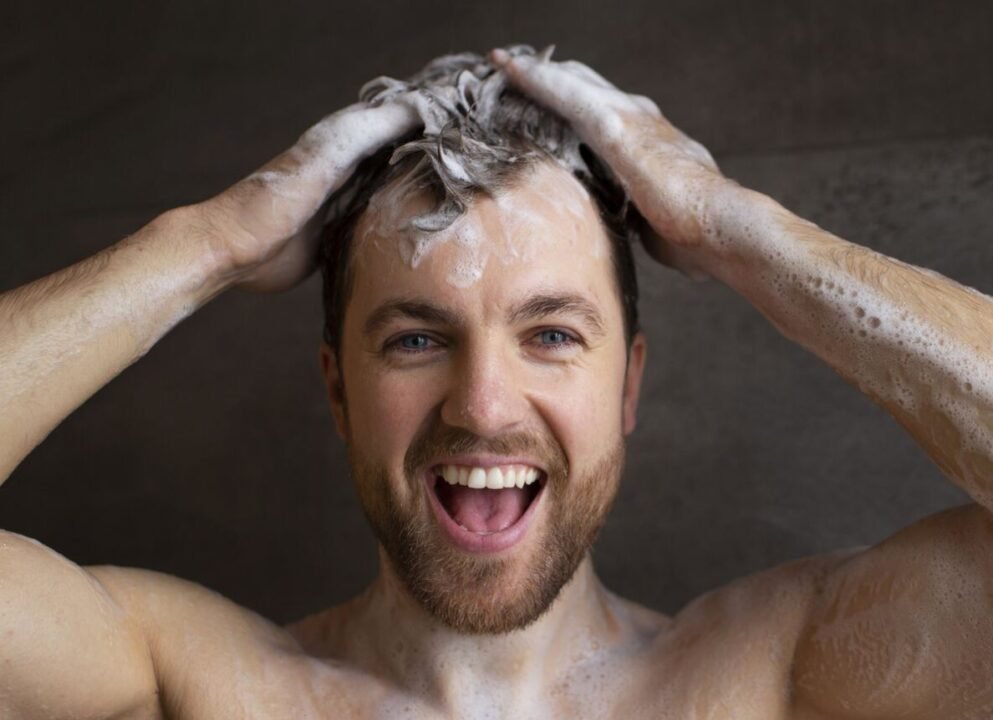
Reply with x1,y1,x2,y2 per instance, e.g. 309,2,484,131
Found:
492,48,715,172
492,47,723,279
204,100,421,292
490,48,643,143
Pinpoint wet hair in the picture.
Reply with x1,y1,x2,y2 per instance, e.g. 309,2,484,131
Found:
319,46,644,359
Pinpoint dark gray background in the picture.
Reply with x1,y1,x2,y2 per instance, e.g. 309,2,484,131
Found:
1,1,990,625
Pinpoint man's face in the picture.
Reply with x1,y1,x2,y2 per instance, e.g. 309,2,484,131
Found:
321,161,646,634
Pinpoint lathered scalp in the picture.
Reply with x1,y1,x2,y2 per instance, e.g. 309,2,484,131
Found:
317,45,643,356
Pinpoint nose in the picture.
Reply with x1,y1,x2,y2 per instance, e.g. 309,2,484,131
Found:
440,340,528,439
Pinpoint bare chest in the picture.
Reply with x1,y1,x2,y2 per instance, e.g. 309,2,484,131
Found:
161,558,836,720
167,609,808,720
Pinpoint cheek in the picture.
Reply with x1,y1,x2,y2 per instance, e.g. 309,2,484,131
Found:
528,356,628,461
344,365,439,466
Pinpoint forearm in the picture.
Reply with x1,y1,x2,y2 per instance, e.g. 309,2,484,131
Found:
700,182,993,507
0,206,230,483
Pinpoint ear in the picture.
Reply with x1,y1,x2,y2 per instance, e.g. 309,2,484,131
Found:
622,332,647,436
319,342,348,440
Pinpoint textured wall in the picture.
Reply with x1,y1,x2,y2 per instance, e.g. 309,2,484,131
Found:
1,0,991,624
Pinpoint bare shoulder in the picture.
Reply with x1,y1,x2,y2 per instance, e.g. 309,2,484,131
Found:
88,566,390,719
792,503,993,719
0,531,160,719
665,540,861,636
87,564,299,654
87,565,321,718
607,544,862,719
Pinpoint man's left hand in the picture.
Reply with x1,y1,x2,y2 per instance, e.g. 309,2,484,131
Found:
492,46,724,281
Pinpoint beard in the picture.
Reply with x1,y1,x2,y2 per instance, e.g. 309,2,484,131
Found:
346,420,625,635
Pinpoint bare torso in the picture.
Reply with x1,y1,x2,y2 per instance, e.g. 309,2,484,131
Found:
1,39,991,720
112,548,858,720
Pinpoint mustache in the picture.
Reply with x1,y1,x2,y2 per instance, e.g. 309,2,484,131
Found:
404,423,569,479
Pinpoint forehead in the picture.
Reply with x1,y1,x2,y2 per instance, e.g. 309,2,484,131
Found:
345,160,621,330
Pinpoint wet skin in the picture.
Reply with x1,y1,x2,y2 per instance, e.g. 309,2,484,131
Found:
2,51,993,719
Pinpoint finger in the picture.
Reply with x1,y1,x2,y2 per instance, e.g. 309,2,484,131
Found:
559,59,619,91
641,227,712,283
496,52,622,134
251,102,420,206
219,102,420,241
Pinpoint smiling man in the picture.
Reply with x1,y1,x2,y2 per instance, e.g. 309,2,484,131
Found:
331,161,634,630
1,46,992,719
319,102,642,636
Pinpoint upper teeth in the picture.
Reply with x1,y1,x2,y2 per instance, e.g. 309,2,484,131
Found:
439,465,541,489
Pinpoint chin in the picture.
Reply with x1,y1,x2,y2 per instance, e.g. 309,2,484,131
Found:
352,431,625,634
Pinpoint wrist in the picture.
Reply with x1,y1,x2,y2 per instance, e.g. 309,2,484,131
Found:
697,180,784,288
149,204,242,306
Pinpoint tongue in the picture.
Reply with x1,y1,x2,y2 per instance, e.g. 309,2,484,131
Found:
445,486,531,533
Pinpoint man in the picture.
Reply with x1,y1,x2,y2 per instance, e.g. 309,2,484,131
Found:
0,45,991,718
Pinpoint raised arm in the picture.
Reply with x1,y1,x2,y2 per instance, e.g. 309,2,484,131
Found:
0,101,418,485
495,46,993,510
496,47,993,718
0,99,420,719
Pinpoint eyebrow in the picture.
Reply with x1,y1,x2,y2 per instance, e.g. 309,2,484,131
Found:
507,293,607,337
363,293,607,338
364,300,464,337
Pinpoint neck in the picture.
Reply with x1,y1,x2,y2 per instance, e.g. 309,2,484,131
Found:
345,548,624,708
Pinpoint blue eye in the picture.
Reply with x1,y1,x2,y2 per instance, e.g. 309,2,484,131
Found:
537,329,574,346
397,334,433,351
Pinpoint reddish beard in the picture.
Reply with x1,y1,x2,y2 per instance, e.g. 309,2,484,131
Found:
347,422,625,634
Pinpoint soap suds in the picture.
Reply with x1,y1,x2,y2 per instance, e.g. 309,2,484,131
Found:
707,182,993,504
321,46,637,291
360,160,604,288
241,101,422,239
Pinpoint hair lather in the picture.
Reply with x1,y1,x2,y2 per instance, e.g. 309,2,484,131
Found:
319,45,643,353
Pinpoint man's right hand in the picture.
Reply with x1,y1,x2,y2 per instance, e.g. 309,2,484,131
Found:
0,97,422,719
200,100,421,293
0,97,420,484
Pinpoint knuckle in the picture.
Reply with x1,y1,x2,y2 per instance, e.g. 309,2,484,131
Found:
631,94,662,117
591,108,626,144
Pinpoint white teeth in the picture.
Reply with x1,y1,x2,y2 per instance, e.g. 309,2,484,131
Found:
467,468,487,489
485,467,503,489
437,464,542,490
503,468,516,488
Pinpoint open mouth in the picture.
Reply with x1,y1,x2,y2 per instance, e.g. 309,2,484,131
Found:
426,464,546,553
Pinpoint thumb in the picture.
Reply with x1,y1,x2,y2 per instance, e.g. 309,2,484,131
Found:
641,227,713,283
